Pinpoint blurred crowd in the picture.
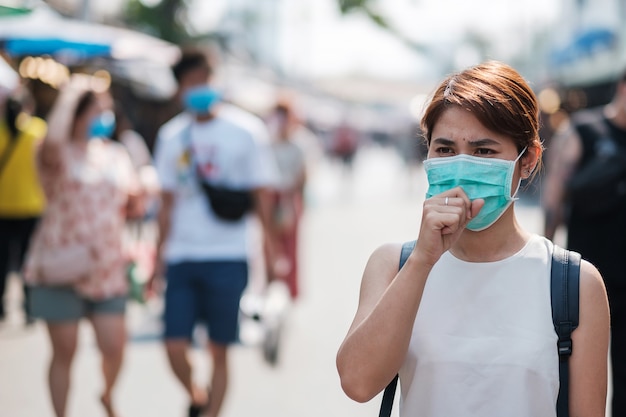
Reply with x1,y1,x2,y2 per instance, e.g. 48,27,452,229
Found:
2,30,626,417
0,44,388,417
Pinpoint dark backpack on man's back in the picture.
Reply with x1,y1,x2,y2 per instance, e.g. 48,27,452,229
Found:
566,111,626,217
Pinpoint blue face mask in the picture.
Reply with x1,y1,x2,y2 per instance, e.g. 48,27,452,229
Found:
423,148,526,231
88,111,116,139
183,85,221,114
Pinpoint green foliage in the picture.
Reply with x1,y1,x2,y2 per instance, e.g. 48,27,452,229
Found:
337,0,387,28
338,0,373,13
124,0,190,44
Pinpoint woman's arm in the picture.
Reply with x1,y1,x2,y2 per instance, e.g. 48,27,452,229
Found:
37,134,63,173
336,187,483,403
38,76,90,172
569,260,610,417
336,243,435,402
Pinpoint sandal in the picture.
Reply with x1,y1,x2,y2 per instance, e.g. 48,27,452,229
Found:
187,403,208,417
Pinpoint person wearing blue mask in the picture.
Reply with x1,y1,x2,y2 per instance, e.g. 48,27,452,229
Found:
337,61,610,417
153,49,279,417
23,75,142,417
89,109,116,139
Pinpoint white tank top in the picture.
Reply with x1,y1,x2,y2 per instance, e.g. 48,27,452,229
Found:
399,235,559,417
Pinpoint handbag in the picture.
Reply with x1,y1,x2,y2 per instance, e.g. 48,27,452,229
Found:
36,244,94,285
199,180,254,222
379,242,580,417
182,122,255,222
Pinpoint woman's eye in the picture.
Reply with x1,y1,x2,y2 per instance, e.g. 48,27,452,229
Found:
435,147,454,155
475,148,494,155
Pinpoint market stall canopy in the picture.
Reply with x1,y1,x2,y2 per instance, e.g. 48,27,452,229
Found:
0,5,179,66
0,4,180,100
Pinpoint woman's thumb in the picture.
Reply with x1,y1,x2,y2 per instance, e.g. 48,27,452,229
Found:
469,198,485,220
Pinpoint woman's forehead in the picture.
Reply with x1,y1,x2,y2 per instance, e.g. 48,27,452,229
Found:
431,107,513,144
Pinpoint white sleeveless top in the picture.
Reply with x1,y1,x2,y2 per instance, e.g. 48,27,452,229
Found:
399,235,559,417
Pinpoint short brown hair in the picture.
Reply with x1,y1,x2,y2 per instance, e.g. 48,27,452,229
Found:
421,61,541,156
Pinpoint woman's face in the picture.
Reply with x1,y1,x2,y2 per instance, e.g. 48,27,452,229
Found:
178,67,210,102
75,92,113,138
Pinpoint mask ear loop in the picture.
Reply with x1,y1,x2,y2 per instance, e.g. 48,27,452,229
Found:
510,147,528,199
516,146,536,180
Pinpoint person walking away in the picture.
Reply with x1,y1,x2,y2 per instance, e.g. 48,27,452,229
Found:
0,90,46,324
337,61,609,417
22,74,142,417
153,49,279,417
265,99,307,299
543,68,626,417
330,119,359,171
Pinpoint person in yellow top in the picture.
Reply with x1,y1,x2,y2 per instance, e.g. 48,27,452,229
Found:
0,93,47,322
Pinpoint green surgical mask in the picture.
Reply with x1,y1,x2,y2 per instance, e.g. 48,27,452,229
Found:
423,148,526,231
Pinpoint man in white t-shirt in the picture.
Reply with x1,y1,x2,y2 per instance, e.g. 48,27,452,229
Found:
154,49,278,417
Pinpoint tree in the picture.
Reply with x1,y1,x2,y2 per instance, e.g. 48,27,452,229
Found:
124,0,190,44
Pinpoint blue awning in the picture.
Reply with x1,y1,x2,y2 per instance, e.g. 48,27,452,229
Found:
4,38,111,59
550,28,617,66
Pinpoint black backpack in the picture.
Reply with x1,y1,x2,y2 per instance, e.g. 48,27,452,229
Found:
379,241,581,417
566,112,626,217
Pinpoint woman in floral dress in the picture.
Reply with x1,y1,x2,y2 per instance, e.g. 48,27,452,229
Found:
23,75,141,417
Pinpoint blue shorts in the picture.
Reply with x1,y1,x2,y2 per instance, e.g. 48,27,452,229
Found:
30,286,126,322
164,260,248,345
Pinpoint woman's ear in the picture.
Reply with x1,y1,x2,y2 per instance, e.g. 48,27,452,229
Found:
520,145,541,179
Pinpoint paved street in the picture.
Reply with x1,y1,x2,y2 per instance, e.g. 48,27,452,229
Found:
0,146,554,417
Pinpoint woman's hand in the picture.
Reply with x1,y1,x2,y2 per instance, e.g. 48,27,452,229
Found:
415,187,484,267
124,192,146,220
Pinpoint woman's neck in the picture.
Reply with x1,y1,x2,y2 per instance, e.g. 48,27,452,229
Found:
448,207,531,263
68,134,90,149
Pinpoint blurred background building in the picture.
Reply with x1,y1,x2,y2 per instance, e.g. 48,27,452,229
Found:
1,0,625,151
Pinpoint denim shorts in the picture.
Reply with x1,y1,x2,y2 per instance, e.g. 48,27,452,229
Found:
29,286,127,322
164,260,248,345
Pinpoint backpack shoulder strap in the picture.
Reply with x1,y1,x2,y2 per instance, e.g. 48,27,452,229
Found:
378,240,417,417
551,244,581,417
399,240,416,270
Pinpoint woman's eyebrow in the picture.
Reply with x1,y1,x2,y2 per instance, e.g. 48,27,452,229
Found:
467,138,500,147
431,138,456,146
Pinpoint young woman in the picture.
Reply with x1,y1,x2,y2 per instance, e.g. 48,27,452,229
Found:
23,75,141,417
336,61,610,417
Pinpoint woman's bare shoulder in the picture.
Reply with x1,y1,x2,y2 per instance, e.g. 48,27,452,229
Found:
368,242,404,267
579,259,609,307
576,259,610,341
362,242,409,286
